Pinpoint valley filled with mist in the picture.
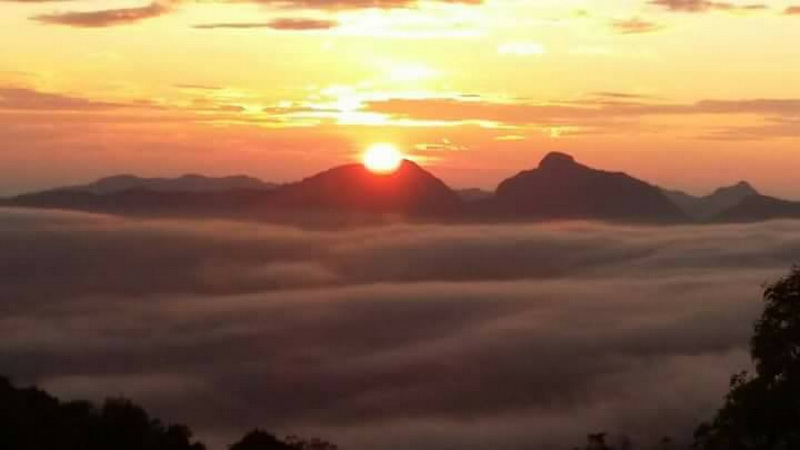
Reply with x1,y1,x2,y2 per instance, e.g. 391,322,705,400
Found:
3,206,798,449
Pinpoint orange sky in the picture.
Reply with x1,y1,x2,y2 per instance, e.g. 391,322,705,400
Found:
2,0,800,197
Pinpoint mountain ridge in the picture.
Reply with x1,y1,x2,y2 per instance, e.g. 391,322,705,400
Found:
3,152,798,224
663,181,760,219
712,194,800,222
57,174,278,194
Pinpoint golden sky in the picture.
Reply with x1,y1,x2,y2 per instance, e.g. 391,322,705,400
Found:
2,0,800,196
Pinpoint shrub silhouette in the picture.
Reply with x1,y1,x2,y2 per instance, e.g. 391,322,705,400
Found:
695,266,800,449
0,376,334,450
229,429,294,450
228,430,339,450
0,376,206,450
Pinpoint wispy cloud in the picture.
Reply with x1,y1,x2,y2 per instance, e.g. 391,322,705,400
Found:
649,0,768,12
193,17,339,30
350,95,800,139
0,86,123,110
24,0,483,28
33,1,173,27
363,96,800,125
611,17,665,34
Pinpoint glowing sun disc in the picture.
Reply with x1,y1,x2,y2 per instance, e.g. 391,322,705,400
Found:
363,143,404,174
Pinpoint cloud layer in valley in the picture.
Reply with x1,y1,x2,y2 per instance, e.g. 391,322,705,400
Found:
2,207,799,449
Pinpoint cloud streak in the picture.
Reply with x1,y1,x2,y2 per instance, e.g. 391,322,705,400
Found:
0,87,124,110
33,1,173,27
24,0,483,28
610,18,665,34
193,17,339,30
360,96,800,138
649,0,768,13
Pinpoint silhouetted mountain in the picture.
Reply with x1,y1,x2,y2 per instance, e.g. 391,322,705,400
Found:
3,174,278,218
711,194,800,222
490,152,685,222
61,174,277,194
5,156,800,225
269,160,463,216
6,187,277,218
663,181,759,219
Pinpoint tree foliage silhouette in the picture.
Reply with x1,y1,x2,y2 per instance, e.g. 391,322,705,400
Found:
0,376,335,450
695,266,800,449
229,429,295,450
0,376,205,450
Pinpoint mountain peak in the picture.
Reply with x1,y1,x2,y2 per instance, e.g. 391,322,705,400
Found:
539,152,577,169
664,180,761,219
495,152,683,222
711,180,760,198
733,180,758,193
273,159,462,215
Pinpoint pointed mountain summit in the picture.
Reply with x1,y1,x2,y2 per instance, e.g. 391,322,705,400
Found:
708,181,759,203
271,160,463,215
493,152,684,222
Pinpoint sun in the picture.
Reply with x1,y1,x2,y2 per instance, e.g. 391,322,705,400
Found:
362,143,404,174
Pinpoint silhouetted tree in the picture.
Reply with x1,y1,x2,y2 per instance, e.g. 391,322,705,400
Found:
0,377,208,450
229,430,340,450
656,436,676,450
694,266,800,449
0,376,338,450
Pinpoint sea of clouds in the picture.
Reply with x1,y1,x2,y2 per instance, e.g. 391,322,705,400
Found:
2,207,799,449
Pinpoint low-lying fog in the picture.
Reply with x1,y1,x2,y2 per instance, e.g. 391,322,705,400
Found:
2,207,798,449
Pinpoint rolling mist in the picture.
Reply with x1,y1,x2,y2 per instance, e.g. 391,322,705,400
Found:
2,207,798,449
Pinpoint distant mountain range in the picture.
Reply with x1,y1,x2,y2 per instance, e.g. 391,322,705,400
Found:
4,153,799,224
712,195,800,222
59,174,277,194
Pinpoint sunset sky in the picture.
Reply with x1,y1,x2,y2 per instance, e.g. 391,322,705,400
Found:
2,0,800,197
